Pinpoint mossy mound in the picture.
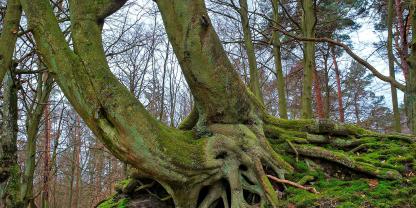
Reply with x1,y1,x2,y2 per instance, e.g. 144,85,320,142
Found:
97,120,416,208
97,196,128,208
279,175,416,207
268,127,416,207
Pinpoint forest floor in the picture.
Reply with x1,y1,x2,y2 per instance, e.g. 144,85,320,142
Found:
97,126,416,208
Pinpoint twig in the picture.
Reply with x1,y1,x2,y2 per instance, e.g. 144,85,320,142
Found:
267,175,319,194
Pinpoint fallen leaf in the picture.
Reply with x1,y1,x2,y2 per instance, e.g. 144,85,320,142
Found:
368,179,378,188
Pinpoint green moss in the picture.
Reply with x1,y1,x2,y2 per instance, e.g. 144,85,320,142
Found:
97,197,128,208
280,177,416,208
268,127,416,207
114,178,132,193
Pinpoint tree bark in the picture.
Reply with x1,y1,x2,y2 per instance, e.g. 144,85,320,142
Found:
20,72,53,207
331,46,345,123
0,72,20,208
0,0,21,83
272,0,288,119
19,0,416,207
388,0,402,132
239,0,264,103
323,51,330,119
407,0,416,133
394,0,409,80
300,0,316,119
41,100,51,208
313,69,325,119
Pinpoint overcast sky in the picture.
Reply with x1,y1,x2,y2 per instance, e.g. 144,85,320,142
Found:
343,17,405,107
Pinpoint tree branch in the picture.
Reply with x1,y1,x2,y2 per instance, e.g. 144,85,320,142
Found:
273,27,407,92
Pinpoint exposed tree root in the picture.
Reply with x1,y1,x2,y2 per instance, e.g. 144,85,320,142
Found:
287,144,402,179
98,116,416,208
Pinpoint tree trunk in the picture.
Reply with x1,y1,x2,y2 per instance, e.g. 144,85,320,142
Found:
388,0,402,132
300,0,316,119
20,72,53,207
41,101,51,208
407,0,416,133
0,72,20,208
394,0,409,80
323,51,330,119
239,0,264,102
72,118,81,208
272,0,288,119
0,0,21,83
19,0,416,207
313,69,325,119
159,41,170,121
331,46,345,123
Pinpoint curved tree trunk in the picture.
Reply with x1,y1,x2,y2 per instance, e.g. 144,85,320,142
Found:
0,0,21,83
18,0,416,207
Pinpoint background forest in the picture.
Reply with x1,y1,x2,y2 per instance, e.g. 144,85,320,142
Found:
0,0,415,207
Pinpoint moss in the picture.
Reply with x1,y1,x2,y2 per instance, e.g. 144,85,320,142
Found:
280,177,416,208
268,124,416,207
114,178,132,193
97,197,128,208
297,175,315,185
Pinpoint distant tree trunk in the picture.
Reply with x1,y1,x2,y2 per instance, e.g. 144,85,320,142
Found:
272,0,288,119
331,46,345,123
354,95,361,124
388,0,402,132
92,142,104,205
300,0,316,119
313,69,325,119
239,0,263,102
41,101,51,208
0,72,19,207
394,0,409,80
159,41,170,121
20,72,52,207
72,118,81,208
407,0,416,133
323,51,331,119
50,111,63,208
68,119,77,208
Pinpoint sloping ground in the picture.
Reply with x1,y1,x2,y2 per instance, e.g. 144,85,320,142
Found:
272,131,416,207
97,128,416,208
280,177,416,207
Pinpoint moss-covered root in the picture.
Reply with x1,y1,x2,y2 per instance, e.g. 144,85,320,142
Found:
263,115,368,136
290,144,402,180
163,124,295,208
263,115,416,143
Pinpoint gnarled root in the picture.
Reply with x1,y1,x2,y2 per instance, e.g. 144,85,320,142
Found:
264,115,415,180
169,124,293,208
99,116,415,208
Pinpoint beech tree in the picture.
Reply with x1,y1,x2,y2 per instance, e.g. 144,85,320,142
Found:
0,0,415,207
